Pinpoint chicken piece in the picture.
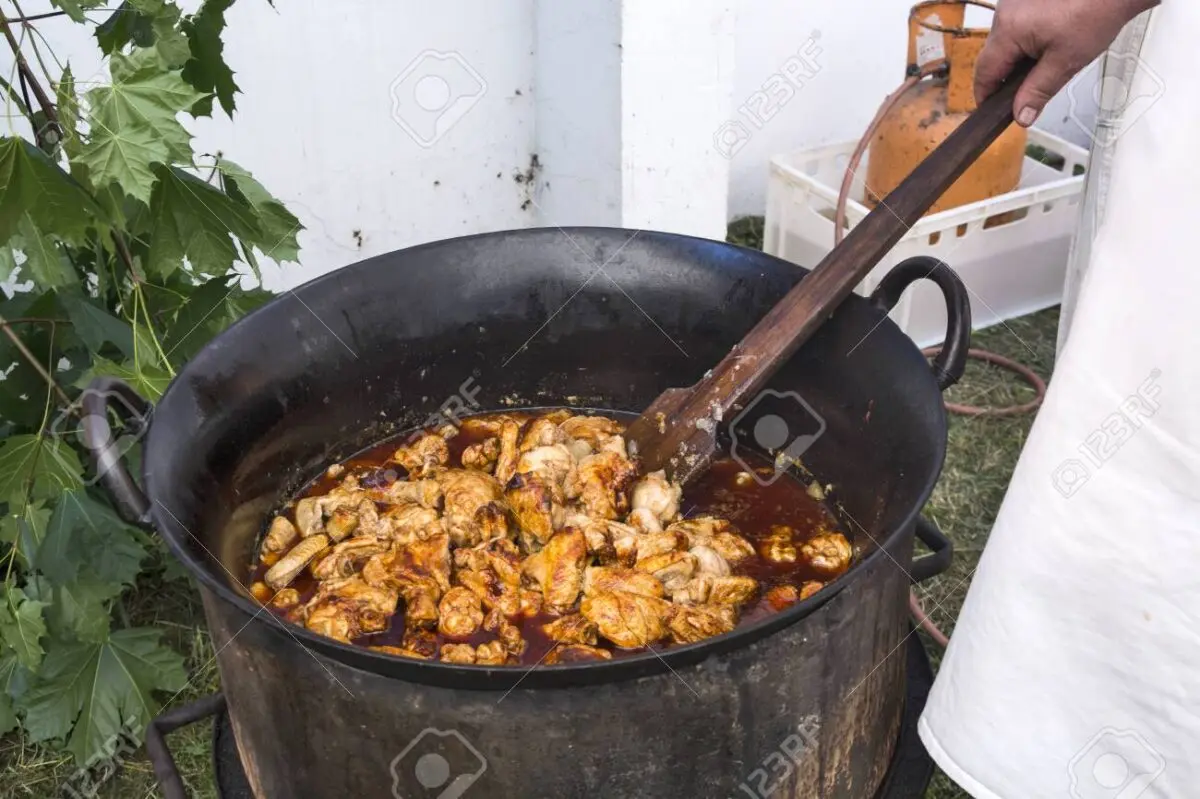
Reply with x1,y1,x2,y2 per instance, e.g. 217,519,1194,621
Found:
519,416,569,452
565,514,617,562
370,645,431,660
561,415,624,447
363,534,451,594
303,577,399,642
544,644,613,664
583,566,665,599
250,581,272,602
667,603,737,645
462,436,501,473
516,444,582,498
800,580,824,600
542,614,599,645
633,531,687,564
506,471,565,550
402,629,441,659
493,418,523,484
635,550,697,592
707,575,759,607
324,508,360,542
671,575,713,605
760,524,798,564
438,586,485,638
460,413,523,437
368,478,442,509
564,438,593,461
474,640,510,665
381,503,442,544
800,532,853,577
630,470,682,525
437,469,509,547
766,584,801,611
440,643,478,664
580,590,672,649
265,535,330,589
294,497,324,537
310,536,389,580
628,507,663,535
690,545,731,577
519,589,544,617
522,529,588,613
576,450,639,519
670,517,756,566
453,539,524,616
608,522,641,567
391,432,450,477
711,532,757,566
354,499,385,538
326,463,345,479
483,608,528,656
260,516,298,560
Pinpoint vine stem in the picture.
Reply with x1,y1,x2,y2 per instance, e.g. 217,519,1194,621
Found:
0,313,72,408
0,12,56,127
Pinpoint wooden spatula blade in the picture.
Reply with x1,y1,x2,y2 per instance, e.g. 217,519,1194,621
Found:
625,386,718,483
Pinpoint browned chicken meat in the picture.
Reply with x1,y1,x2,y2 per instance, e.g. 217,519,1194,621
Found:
251,409,852,665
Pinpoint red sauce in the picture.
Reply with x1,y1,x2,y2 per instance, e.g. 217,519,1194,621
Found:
246,409,848,664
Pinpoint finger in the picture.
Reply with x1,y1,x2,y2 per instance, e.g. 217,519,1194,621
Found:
1011,53,1076,126
974,26,1026,106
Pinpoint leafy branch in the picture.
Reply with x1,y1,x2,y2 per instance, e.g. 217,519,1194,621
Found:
0,0,298,767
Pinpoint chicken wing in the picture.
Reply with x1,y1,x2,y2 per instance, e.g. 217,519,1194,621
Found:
483,608,527,656
310,536,389,581
519,416,569,452
462,436,501,473
560,415,624,447
303,577,399,642
516,444,582,498
576,450,639,520
800,532,853,577
667,603,737,645
260,516,298,561
522,529,588,613
635,550,697,593
265,535,330,589
493,418,523,484
368,478,442,509
544,644,613,664
580,590,672,649
630,470,682,525
707,575,759,607
506,472,566,550
391,432,450,477
438,586,484,638
689,545,731,577
437,469,510,547
582,566,665,599
541,614,599,645
381,503,443,544
453,539,524,617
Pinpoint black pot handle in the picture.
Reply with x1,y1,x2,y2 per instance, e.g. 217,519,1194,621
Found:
910,515,953,583
80,376,154,528
145,694,226,799
868,255,971,391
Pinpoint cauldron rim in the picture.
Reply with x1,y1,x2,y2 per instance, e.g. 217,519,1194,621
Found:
143,226,945,689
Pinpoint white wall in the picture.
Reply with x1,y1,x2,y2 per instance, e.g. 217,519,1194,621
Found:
4,0,1097,289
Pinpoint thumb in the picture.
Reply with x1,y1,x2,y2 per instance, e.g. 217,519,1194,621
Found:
974,27,1025,107
1011,53,1074,126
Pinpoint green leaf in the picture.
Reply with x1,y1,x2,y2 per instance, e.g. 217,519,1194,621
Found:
0,244,17,282
0,656,19,735
0,586,48,672
182,0,238,116
18,629,186,764
82,50,205,201
56,66,83,161
15,215,78,290
83,356,172,401
96,2,155,54
0,138,100,243
143,166,261,278
61,293,135,358
78,123,169,205
162,275,233,361
36,490,147,589
0,501,51,570
220,159,302,262
47,0,108,23
0,436,83,501
24,576,115,644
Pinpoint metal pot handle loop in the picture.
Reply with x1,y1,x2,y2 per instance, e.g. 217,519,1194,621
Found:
868,255,972,391
80,376,154,528
910,515,953,583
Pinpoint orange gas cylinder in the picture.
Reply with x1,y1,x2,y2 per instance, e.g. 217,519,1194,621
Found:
864,0,1027,214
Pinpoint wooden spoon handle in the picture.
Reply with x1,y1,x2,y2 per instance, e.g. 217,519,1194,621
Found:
678,62,1031,430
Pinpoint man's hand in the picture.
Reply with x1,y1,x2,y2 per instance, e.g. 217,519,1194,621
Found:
975,0,1160,126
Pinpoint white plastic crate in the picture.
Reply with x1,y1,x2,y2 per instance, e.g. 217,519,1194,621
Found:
765,128,1089,347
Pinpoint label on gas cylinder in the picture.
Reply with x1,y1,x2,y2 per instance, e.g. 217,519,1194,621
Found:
916,14,946,67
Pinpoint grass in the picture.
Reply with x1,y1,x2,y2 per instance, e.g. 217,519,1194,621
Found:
1,219,1058,797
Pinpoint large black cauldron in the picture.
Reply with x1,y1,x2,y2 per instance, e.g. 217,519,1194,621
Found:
87,228,966,798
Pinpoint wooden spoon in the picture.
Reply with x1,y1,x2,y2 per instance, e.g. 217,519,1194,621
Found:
626,63,1032,485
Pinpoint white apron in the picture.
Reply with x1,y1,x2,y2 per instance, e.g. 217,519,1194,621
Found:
918,4,1200,798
